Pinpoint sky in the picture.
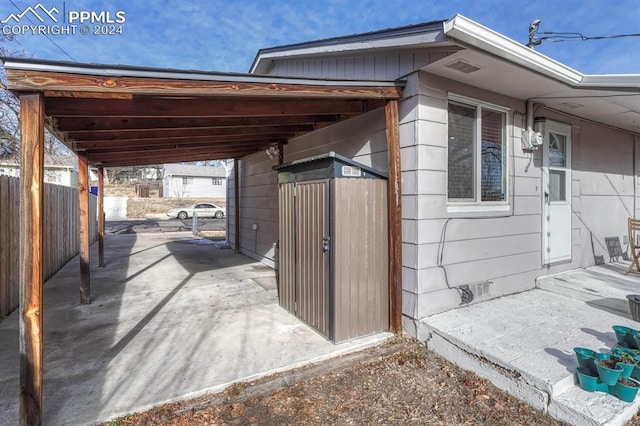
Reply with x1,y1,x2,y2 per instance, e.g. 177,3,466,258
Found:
0,0,638,75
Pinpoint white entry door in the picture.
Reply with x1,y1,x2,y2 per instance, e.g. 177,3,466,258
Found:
539,120,572,264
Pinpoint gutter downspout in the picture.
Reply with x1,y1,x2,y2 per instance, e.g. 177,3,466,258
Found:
526,99,535,133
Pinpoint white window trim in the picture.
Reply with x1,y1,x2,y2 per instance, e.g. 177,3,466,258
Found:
446,93,511,213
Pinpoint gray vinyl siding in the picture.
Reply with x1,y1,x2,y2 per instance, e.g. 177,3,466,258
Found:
565,118,635,269
404,71,638,319
229,152,279,267
267,50,453,80
403,72,547,318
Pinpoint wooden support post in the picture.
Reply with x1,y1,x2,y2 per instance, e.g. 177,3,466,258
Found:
19,92,45,426
234,159,240,254
385,100,402,333
78,154,91,304
97,167,105,267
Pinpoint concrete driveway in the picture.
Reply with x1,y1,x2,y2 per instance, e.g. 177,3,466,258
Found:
0,233,389,425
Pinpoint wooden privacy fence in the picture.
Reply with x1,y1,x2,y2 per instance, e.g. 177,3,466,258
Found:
0,175,98,318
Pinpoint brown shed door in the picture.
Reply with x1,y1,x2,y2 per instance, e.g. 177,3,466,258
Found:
278,182,296,314
294,180,330,337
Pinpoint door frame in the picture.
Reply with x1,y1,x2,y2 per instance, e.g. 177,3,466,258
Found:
537,119,573,265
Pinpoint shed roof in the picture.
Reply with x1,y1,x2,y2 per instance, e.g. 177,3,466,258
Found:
274,151,388,179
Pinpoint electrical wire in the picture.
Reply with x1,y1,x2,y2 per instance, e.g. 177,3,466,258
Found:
7,0,77,62
538,31,640,43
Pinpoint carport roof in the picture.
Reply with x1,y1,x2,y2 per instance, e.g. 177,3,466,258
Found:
1,57,403,167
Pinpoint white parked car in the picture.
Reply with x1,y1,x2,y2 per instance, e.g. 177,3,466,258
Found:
166,203,226,220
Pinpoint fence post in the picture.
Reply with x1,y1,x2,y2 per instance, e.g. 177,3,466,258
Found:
98,167,105,267
78,154,91,304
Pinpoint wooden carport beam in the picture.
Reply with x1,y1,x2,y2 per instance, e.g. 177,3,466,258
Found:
88,147,263,168
19,92,45,426
385,100,402,334
6,69,402,99
78,153,91,304
98,167,105,267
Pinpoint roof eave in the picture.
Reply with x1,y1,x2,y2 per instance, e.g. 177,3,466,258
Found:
249,20,447,74
443,14,584,86
579,74,640,91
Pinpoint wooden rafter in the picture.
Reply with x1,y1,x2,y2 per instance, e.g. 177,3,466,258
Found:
75,135,286,151
82,140,284,156
90,148,261,167
87,145,264,161
55,115,343,133
68,124,313,142
44,97,376,118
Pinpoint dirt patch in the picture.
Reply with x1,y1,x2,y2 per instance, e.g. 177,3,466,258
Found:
104,183,138,197
102,183,226,218
105,337,566,425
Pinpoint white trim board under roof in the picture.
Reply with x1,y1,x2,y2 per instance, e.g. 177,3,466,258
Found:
443,15,640,92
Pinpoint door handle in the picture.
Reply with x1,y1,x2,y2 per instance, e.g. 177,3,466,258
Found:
544,191,549,203
322,236,330,253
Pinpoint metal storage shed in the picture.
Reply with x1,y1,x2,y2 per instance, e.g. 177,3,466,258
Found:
276,152,389,343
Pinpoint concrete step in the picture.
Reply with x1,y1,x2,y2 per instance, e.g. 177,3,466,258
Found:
415,288,640,426
550,385,640,426
536,264,640,320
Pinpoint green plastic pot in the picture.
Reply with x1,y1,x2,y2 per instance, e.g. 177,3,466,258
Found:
596,356,624,386
613,345,637,356
633,334,640,352
613,325,639,349
614,378,640,403
617,361,636,379
574,347,596,373
576,367,599,392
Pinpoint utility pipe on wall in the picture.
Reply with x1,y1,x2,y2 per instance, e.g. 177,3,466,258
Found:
526,99,535,133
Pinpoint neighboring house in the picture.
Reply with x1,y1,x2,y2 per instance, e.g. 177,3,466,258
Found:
163,163,227,198
229,15,640,329
0,156,79,187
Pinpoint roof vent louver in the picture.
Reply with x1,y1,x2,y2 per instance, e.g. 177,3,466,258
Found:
444,59,483,74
